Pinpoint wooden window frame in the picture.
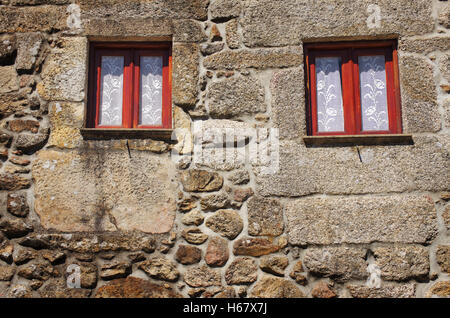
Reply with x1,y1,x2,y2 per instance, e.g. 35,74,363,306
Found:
305,40,402,137
87,42,172,130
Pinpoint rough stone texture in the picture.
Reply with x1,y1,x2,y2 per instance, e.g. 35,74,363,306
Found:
225,257,258,285
172,43,199,107
233,188,253,202
94,277,182,298
37,37,86,102
0,243,14,264
8,119,40,134
205,236,229,267
303,247,367,283
17,260,57,281
42,250,65,265
270,67,306,139
200,43,224,56
208,76,265,119
0,34,16,65
200,192,230,211
203,47,303,70
347,284,416,298
100,262,132,281
0,265,15,281
6,193,29,217
233,237,280,257
0,66,19,94
286,195,438,245
228,170,250,185
256,137,449,197
184,265,221,287
259,255,289,276
311,282,337,298
175,244,202,265
13,248,36,265
0,218,33,238
426,281,450,298
32,150,177,233
15,131,49,154
138,258,179,282
289,260,306,285
436,246,450,273
443,204,450,231
399,36,450,55
15,32,43,72
205,209,243,239
241,0,433,47
247,196,284,237
47,102,84,149
181,227,208,244
250,276,305,298
67,262,97,289
38,279,91,298
399,54,440,133
173,19,206,43
181,169,223,192
225,19,239,49
210,0,241,22
373,245,429,281
181,210,204,226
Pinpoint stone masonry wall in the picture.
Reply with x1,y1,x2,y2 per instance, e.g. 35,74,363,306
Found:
0,0,449,298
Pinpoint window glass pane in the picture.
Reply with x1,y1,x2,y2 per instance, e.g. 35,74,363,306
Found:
140,56,163,126
99,56,124,126
359,55,389,131
315,57,345,132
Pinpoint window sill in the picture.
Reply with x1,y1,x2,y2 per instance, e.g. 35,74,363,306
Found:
303,134,413,147
80,128,174,141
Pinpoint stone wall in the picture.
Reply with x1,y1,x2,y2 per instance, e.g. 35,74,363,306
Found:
0,0,449,298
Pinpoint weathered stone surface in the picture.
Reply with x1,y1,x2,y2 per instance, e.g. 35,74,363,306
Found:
8,119,39,133
181,169,224,192
37,37,86,102
0,66,19,94
270,67,306,139
226,19,239,49
47,102,84,149
0,265,15,281
0,5,68,33
436,246,450,273
399,55,440,133
228,170,249,185
42,250,65,265
175,245,202,265
172,43,199,107
13,248,36,265
0,34,16,65
347,284,416,298
184,265,221,287
17,260,57,281
178,197,197,212
233,237,280,257
286,195,438,245
247,196,284,237
210,0,241,22
373,245,429,281
208,75,265,119
203,47,303,70
289,260,307,285
100,262,132,281
0,243,13,264
15,33,43,72
399,36,450,55
0,92,29,119
439,3,450,28
181,210,204,226
6,284,32,298
200,192,230,211
426,281,450,298
39,278,91,298
439,53,450,83
15,131,49,154
181,227,208,245
173,19,207,43
225,257,258,285
443,204,450,231
256,137,449,197
205,236,229,267
214,287,237,298
65,262,97,289
128,252,146,263
33,150,177,233
206,209,243,239
250,276,305,298
6,193,29,217
83,17,172,37
304,247,367,283
311,282,337,298
138,258,179,282
0,218,33,238
233,188,253,202
94,276,182,298
19,233,156,254
241,0,433,47
200,43,224,56
260,255,289,276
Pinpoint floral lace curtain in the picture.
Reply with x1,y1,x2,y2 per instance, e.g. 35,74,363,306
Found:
315,57,345,132
359,55,389,131
99,56,124,126
140,56,163,126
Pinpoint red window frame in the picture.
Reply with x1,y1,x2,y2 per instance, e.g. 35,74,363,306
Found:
305,41,402,136
87,42,172,129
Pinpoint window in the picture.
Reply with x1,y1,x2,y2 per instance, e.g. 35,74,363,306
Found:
87,43,172,130
305,41,402,136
